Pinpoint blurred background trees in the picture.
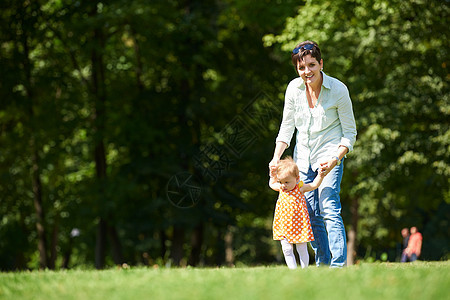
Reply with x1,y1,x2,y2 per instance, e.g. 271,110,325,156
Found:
0,0,448,270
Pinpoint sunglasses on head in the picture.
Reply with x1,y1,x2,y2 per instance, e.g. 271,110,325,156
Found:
292,43,314,54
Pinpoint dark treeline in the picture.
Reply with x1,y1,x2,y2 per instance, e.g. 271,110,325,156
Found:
0,0,448,270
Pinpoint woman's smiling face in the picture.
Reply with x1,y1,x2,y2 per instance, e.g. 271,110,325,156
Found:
296,54,323,85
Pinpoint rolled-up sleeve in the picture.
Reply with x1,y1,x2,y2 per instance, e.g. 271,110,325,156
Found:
336,86,357,152
276,85,296,148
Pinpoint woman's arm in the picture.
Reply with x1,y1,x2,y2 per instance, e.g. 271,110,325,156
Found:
275,83,297,147
270,82,297,175
319,145,348,176
269,142,288,177
336,85,357,153
273,141,288,161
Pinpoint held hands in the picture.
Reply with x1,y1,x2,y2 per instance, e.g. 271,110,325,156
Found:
319,157,339,177
268,158,280,191
268,157,279,178
317,167,326,178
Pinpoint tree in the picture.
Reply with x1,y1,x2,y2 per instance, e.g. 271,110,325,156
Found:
3,0,446,270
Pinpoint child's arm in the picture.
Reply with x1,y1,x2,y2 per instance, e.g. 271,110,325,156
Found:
299,170,325,193
269,176,280,191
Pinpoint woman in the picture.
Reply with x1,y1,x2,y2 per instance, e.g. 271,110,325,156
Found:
269,41,357,267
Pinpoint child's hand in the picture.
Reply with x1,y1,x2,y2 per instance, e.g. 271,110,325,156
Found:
318,167,326,178
269,167,277,178
268,158,279,177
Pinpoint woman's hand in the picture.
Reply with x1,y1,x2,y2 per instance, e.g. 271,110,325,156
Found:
321,146,348,176
317,167,326,178
269,142,288,177
319,158,338,176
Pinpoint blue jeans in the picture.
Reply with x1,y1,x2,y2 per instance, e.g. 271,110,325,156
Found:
300,161,347,267
401,251,418,263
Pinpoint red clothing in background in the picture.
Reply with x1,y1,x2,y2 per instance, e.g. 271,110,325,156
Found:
407,232,423,256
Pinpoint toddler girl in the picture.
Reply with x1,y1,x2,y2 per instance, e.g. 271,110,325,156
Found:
269,156,324,269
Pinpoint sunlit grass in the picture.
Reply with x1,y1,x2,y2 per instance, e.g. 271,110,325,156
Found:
0,261,449,300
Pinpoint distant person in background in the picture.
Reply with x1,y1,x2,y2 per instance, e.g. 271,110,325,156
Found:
399,227,410,262
401,228,410,251
401,227,423,262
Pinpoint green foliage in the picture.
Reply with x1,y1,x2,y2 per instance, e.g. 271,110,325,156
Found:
0,0,301,269
0,0,448,270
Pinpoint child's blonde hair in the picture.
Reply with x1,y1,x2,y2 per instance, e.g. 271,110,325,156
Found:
276,156,299,179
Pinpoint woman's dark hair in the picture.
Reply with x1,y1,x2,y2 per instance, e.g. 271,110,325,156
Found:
291,40,322,67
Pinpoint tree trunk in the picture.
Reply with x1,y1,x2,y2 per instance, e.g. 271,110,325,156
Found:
48,218,59,269
130,28,144,92
95,218,107,269
215,229,225,266
160,230,167,261
108,224,124,265
347,196,359,265
62,240,72,269
188,223,203,266
347,228,356,265
171,226,185,266
90,16,124,268
17,211,29,270
224,226,234,267
92,42,108,268
22,17,48,269
62,228,79,269
31,148,48,269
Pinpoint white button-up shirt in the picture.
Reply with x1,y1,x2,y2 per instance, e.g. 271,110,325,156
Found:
276,72,357,172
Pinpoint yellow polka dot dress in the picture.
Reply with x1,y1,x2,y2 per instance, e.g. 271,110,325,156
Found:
273,181,314,244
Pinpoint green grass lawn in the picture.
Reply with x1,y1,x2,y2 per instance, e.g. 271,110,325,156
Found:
0,261,449,300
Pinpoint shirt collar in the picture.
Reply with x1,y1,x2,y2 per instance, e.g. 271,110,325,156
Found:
298,71,331,90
